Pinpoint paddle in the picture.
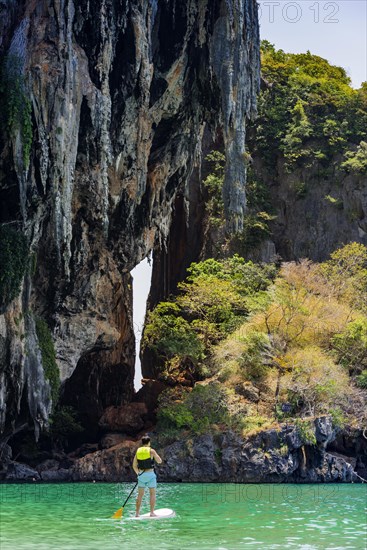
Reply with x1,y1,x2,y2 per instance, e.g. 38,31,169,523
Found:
112,481,138,519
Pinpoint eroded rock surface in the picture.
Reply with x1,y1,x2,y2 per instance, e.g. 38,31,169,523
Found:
0,1,260,438
68,420,367,483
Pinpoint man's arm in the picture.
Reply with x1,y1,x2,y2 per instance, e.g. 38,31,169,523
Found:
132,453,139,475
151,448,162,464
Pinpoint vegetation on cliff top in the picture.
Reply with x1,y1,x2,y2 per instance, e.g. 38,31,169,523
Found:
145,243,367,438
203,44,367,256
255,41,367,172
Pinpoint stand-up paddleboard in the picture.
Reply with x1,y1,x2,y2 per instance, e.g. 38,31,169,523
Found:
129,508,175,520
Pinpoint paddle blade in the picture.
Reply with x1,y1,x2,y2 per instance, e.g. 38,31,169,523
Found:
112,507,123,519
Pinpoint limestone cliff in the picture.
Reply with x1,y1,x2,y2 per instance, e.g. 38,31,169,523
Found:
0,1,260,441
253,156,367,263
5,417,366,484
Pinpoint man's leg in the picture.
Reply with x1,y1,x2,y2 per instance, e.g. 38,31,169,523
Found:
149,488,157,516
136,487,145,517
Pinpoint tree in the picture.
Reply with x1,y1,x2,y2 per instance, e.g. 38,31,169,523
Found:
143,257,276,382
281,99,313,168
142,302,204,380
320,242,367,312
341,141,367,173
251,42,364,175
331,318,367,375
281,346,350,416
157,383,230,434
263,259,356,347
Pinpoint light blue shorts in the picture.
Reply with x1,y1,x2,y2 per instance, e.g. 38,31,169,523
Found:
138,471,157,489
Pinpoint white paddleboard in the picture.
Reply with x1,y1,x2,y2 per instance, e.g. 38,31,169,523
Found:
129,508,175,520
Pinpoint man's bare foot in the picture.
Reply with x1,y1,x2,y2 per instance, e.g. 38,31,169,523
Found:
150,512,157,517
135,513,140,517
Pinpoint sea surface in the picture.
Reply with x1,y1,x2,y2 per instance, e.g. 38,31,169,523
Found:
0,482,366,549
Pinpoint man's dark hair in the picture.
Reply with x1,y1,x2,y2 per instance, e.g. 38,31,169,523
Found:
142,435,151,445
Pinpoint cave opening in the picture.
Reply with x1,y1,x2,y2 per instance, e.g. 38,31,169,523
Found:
131,256,153,391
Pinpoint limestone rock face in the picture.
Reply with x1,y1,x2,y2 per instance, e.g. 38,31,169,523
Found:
6,461,40,481
72,439,137,482
100,432,130,449
132,379,166,412
153,421,362,483
0,443,12,472
254,157,367,261
0,1,260,438
47,420,366,483
98,402,148,433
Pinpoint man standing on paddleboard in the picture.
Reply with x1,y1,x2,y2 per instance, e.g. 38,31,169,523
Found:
132,435,162,517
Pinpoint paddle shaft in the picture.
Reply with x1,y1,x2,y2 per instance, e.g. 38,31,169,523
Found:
122,481,138,508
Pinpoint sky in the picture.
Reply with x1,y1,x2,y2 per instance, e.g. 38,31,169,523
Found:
132,1,366,389
258,0,367,88
131,258,152,389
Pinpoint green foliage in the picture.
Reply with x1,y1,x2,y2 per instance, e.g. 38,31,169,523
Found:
279,444,289,457
178,273,246,338
322,118,347,148
282,346,350,416
157,384,230,435
214,448,222,464
329,408,347,429
281,99,313,169
235,167,276,250
0,55,33,166
241,415,272,436
251,42,365,175
49,406,84,445
211,244,366,423
151,244,367,436
30,253,37,276
294,419,316,445
355,370,367,389
239,211,276,249
143,302,202,359
180,271,261,341
331,319,367,374
217,360,240,383
239,331,271,380
293,182,307,199
143,256,276,382
203,151,225,224
0,225,29,310
320,242,367,312
35,317,60,407
21,96,32,167
186,255,277,295
324,242,367,277
142,302,204,379
324,195,343,210
202,150,276,249
341,141,367,173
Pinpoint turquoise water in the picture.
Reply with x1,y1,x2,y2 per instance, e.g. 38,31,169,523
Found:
0,483,366,549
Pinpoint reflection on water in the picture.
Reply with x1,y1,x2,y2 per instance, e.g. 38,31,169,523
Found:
0,483,366,549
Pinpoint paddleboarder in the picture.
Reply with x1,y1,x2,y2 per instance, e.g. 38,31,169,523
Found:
132,435,162,517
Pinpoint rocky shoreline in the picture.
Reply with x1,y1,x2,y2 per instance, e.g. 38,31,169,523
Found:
1,417,366,484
